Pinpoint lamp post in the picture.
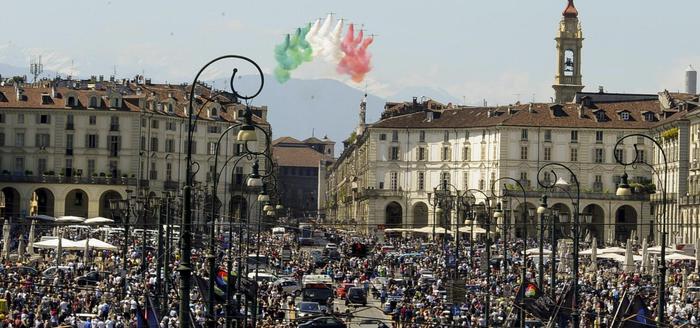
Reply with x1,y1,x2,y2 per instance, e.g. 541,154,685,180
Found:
109,190,138,297
536,163,581,327
182,55,264,328
614,133,667,325
536,195,549,291
464,188,492,325
490,177,527,327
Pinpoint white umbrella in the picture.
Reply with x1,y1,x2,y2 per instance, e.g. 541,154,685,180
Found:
600,246,626,254
624,240,635,273
75,238,118,251
412,226,450,234
696,239,700,272
598,253,626,262
526,248,552,255
665,253,696,261
32,238,81,249
590,237,598,272
647,245,679,254
27,220,36,256
26,215,55,222
455,226,487,234
2,219,9,260
84,217,114,225
56,216,85,223
641,238,649,274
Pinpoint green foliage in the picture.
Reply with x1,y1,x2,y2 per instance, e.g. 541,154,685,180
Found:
661,127,679,140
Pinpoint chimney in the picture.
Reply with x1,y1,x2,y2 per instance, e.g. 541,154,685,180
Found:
99,75,104,82
426,111,434,122
528,103,534,113
507,107,514,115
578,104,585,118
685,65,697,94
598,85,605,94
15,86,22,101
412,97,418,108
109,75,115,82
51,86,56,98
487,109,494,118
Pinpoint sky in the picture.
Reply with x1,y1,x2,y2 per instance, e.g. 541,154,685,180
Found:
2,0,700,106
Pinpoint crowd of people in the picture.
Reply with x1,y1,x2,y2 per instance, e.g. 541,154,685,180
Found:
0,221,698,327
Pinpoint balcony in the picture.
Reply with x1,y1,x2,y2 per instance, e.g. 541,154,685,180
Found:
110,124,120,132
504,190,650,201
164,180,179,190
357,188,404,199
680,195,700,206
0,174,137,186
66,123,74,130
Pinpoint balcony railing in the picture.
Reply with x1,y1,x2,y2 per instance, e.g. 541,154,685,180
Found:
110,124,120,131
357,188,404,199
0,174,137,185
503,189,650,201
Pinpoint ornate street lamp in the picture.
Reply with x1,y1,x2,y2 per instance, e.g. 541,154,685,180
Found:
536,195,550,291
614,133,667,325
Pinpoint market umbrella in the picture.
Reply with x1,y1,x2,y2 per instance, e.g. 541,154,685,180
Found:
647,245,678,254
696,239,700,272
412,226,451,234
598,253,626,262
32,238,81,249
641,238,649,274
665,253,696,261
590,237,598,272
17,238,25,258
74,238,118,251
525,248,552,256
56,216,85,223
26,215,56,222
27,220,36,256
624,241,635,272
84,217,114,225
455,226,487,234
2,219,9,260
600,246,626,254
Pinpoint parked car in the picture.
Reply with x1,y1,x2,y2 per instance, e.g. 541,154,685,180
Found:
296,301,323,317
346,287,367,306
6,266,38,276
42,266,73,278
273,278,301,295
75,271,108,286
336,283,355,298
297,316,346,328
357,319,389,328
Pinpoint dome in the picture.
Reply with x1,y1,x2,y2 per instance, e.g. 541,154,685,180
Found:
563,0,578,18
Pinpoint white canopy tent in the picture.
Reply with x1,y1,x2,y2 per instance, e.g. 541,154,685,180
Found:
84,217,115,225
75,238,118,251
32,238,82,250
665,253,696,261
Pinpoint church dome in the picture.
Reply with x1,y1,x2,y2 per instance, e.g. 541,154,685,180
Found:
563,0,578,18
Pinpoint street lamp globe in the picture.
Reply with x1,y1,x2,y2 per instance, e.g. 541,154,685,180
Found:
257,190,270,203
237,125,257,142
616,172,633,196
537,195,548,215
275,204,284,211
263,203,274,212
493,203,503,219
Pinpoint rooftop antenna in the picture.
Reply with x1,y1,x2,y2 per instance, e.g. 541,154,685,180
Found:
30,55,43,83
312,128,315,137
513,93,521,103
113,65,117,77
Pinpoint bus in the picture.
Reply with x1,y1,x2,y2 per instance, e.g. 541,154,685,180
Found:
246,254,269,270
301,274,334,309
299,223,314,246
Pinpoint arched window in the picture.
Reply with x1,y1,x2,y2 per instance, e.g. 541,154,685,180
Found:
209,107,218,118
167,103,173,113
67,96,77,107
89,96,97,108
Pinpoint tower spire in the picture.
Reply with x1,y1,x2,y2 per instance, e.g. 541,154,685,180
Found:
563,0,578,18
356,94,367,136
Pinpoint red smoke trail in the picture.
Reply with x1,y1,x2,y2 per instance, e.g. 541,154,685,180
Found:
337,24,374,82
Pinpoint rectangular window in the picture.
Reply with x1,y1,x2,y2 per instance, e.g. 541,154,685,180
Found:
66,134,74,150
151,120,159,129
463,172,469,190
596,131,604,143
379,133,386,141
15,132,24,147
520,146,528,160
15,157,24,173
35,134,50,148
110,116,119,131
417,147,426,161
89,115,96,125
570,148,578,162
443,130,449,142
419,131,425,142
544,129,552,142
140,136,146,151
66,115,74,130
0,113,4,123
478,179,485,190
39,114,50,124
109,136,120,157
208,142,218,155
150,162,157,180
109,160,118,177
571,130,578,143
207,125,221,134
390,146,399,160
594,148,604,163
614,148,624,163
87,159,96,177
521,129,528,140
390,172,398,191
636,149,645,163
0,133,4,146
463,146,471,161
465,130,470,139
86,134,98,148
441,146,451,161
544,147,552,161
480,144,486,160
166,121,177,131
440,172,451,186
38,158,47,175
520,171,528,183
166,162,173,181
184,140,197,154
17,114,24,124
150,137,158,152
417,172,425,191
391,130,398,142
165,139,175,153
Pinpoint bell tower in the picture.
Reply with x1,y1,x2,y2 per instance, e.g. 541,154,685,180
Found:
553,0,584,103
